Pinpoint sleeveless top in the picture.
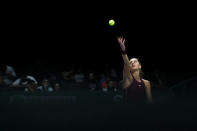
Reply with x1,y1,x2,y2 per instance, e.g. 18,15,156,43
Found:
125,74,146,103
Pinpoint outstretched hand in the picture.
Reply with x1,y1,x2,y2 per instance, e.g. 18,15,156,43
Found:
117,37,126,52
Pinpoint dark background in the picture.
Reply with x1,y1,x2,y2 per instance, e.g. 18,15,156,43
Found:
1,2,196,76
1,2,197,131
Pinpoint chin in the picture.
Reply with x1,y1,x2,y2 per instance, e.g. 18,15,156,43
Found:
131,68,138,71
131,67,137,70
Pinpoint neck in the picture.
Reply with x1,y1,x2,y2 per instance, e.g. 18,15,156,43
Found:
131,70,141,80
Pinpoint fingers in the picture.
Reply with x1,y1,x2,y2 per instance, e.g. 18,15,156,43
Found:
117,36,125,44
117,37,123,41
117,37,121,43
117,36,121,41
120,38,124,44
123,39,125,44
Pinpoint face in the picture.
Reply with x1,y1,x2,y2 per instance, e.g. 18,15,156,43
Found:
129,58,142,71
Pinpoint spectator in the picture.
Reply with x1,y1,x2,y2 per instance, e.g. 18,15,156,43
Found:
54,83,61,92
5,65,16,77
60,70,74,90
47,73,61,92
88,73,97,91
108,79,118,92
3,75,14,86
48,73,59,85
100,74,108,92
37,78,54,92
73,69,87,89
74,69,85,83
24,80,38,92
0,74,8,91
12,75,38,89
0,65,17,86
110,67,118,81
102,81,108,92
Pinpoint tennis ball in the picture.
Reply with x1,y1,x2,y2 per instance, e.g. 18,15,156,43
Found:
109,19,115,26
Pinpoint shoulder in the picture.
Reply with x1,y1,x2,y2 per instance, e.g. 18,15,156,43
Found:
142,79,151,88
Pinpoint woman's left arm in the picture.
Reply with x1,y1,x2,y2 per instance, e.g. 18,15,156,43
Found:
144,80,153,104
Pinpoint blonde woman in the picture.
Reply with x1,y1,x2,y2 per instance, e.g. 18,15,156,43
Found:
117,37,152,104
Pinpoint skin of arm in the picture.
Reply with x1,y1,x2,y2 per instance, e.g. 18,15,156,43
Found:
143,80,153,103
122,64,133,89
117,37,133,89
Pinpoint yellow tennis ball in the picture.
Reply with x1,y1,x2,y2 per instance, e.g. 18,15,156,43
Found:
109,19,115,26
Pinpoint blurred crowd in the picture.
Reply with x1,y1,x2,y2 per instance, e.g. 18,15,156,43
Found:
0,63,173,96
0,64,122,93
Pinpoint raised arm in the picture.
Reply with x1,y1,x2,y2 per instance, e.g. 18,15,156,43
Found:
117,37,133,88
117,37,130,66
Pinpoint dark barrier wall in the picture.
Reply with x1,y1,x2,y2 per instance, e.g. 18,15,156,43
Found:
0,89,197,130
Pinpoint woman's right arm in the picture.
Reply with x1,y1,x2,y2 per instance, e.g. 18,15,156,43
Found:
117,37,130,66
117,37,133,88
122,64,132,89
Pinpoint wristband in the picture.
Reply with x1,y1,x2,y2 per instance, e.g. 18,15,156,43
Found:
121,49,127,55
